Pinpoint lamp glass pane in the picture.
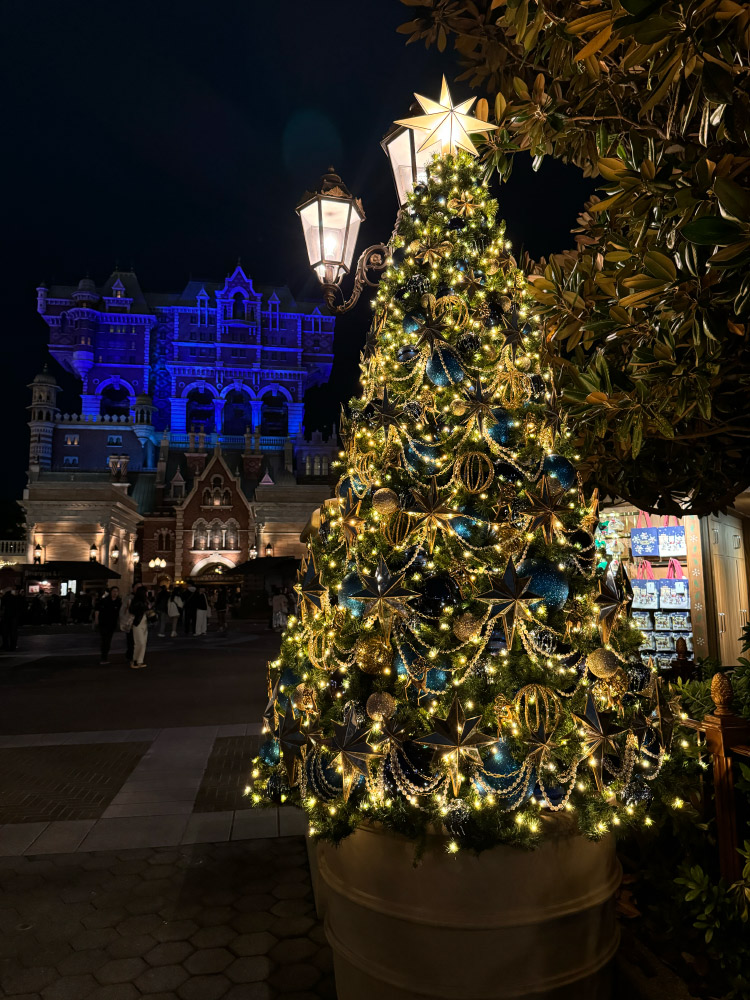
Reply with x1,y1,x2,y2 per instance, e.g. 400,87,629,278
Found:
299,200,324,269
385,129,414,205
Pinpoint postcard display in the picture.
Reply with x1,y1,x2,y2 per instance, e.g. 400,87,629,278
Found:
597,508,709,670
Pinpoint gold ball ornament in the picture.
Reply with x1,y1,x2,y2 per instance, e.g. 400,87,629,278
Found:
452,610,485,642
586,647,620,680
592,667,628,710
372,488,399,517
454,452,494,494
291,683,317,714
355,636,392,676
366,691,396,722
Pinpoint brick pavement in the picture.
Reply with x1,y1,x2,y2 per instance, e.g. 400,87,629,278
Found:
0,838,336,1000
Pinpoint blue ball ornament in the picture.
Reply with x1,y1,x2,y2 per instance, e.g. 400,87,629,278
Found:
542,454,577,490
517,558,569,610
404,439,444,470
425,667,448,692
402,312,424,334
534,782,565,808
259,739,280,767
487,407,514,445
480,741,534,804
426,348,464,387
397,345,419,364
417,575,461,617
337,474,366,498
280,667,301,689
339,572,365,617
448,216,467,230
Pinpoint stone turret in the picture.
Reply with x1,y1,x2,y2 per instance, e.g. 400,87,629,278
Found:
27,366,60,471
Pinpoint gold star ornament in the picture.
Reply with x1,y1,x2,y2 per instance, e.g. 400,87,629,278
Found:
395,77,497,157
417,695,496,796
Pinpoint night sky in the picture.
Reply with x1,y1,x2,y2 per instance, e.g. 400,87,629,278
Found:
3,0,593,503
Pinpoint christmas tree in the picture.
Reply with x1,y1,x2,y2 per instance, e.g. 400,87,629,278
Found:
251,81,674,852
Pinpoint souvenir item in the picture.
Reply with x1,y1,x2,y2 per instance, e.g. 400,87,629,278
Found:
659,558,690,609
658,515,687,558
654,633,675,653
632,611,653,632
630,511,659,558
670,612,691,631
632,560,659,610
653,611,672,631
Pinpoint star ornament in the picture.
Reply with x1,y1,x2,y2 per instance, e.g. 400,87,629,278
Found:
407,476,457,552
295,559,327,616
339,489,365,553
522,475,567,544
417,695,496,796
395,76,498,157
371,386,403,439
351,555,418,643
276,702,308,785
573,693,627,794
595,565,625,645
457,377,495,432
476,557,539,649
323,707,382,802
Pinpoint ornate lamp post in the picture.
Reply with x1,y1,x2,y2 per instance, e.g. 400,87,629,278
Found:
297,79,495,313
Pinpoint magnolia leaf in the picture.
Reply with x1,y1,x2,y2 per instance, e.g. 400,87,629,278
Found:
643,250,677,282
682,216,745,245
714,177,750,222
495,92,507,121
475,98,489,122
574,24,612,62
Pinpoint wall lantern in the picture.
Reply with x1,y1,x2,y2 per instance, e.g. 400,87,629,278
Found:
89,544,97,562
33,543,42,565
265,543,274,558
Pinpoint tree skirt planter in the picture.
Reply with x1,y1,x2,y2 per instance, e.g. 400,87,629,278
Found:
314,822,621,1000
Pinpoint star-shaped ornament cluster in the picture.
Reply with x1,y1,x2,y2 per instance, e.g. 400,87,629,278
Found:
323,707,381,802
395,76,497,157
352,555,418,643
573,693,626,793
407,476,457,552
476,557,539,649
417,696,496,795
522,475,567,544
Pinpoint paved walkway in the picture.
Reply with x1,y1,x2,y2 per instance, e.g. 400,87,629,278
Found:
0,626,335,999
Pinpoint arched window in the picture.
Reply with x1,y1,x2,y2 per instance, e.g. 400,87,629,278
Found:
222,489,231,506
260,393,288,436
100,385,130,419
313,456,321,475
203,489,211,506
321,457,329,475
222,389,251,436
225,519,239,550
186,388,214,433
192,519,208,550
209,519,223,550
305,455,311,475
232,293,245,320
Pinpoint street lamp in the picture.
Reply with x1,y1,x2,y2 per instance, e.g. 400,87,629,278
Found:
249,545,258,560
148,557,167,570
381,122,435,207
296,169,390,314
89,544,97,562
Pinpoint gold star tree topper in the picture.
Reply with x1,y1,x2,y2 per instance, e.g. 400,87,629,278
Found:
395,77,497,157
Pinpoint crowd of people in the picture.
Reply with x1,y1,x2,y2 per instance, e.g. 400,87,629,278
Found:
0,584,237,667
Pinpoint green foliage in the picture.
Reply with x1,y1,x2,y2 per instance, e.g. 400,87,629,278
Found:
398,0,750,514
674,844,750,998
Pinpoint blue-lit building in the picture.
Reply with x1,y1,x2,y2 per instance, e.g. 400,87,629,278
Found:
23,265,338,589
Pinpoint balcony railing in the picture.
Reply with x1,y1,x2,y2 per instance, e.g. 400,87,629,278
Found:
0,540,26,556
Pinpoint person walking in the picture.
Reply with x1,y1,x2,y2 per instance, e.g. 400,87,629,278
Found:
215,588,228,631
154,584,169,637
129,584,150,669
95,586,121,665
167,588,182,637
194,586,209,636
1,587,24,652
184,584,198,635
271,589,288,631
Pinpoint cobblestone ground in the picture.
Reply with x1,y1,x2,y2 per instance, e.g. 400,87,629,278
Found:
0,838,336,1000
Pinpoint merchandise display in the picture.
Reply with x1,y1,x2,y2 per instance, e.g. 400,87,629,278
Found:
599,507,695,673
